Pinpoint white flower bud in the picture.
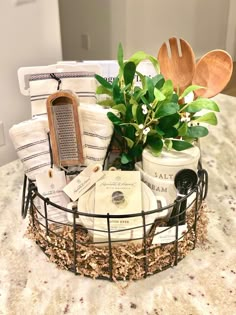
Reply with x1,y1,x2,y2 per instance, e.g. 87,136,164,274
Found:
143,127,150,135
142,104,148,114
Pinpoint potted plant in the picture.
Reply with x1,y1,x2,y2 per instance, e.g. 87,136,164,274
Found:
95,44,220,170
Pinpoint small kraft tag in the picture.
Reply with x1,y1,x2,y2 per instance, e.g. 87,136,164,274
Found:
35,168,70,223
63,164,104,201
152,224,188,245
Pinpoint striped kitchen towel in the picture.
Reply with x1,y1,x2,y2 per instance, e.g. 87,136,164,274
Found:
29,71,98,117
79,104,115,166
9,116,51,180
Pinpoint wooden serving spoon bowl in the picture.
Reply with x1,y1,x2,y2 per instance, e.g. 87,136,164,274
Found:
192,49,233,98
158,37,196,93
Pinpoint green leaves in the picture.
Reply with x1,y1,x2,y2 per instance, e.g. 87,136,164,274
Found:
163,127,178,138
121,153,132,165
178,122,188,136
147,134,163,155
145,76,155,103
179,85,205,99
107,112,122,125
152,74,165,89
158,113,179,138
124,62,136,85
158,113,180,129
184,98,220,113
192,112,218,125
187,126,209,138
129,51,160,72
95,74,112,89
112,104,126,116
172,140,193,151
95,43,221,168
136,104,146,124
123,136,134,148
96,85,113,97
154,88,166,101
117,43,124,69
155,102,179,118
161,80,174,98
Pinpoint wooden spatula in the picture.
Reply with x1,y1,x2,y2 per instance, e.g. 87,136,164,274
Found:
158,37,196,93
47,90,84,167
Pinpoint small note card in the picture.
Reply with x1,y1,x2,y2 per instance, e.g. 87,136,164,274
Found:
152,224,188,244
63,164,104,201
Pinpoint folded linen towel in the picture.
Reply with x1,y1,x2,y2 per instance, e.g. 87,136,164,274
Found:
79,104,115,166
9,116,51,180
29,71,98,117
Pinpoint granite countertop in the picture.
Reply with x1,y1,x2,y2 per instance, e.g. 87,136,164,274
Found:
0,94,236,315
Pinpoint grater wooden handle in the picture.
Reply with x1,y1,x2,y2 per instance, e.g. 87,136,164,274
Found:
46,90,84,167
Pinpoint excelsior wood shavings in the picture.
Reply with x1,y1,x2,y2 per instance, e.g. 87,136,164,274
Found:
26,202,208,281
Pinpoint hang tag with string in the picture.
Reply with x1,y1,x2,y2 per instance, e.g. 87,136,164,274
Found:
35,168,70,224
63,163,104,201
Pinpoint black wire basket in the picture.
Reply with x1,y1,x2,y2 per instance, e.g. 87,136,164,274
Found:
22,166,208,281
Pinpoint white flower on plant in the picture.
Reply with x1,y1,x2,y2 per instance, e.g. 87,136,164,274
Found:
138,124,144,129
180,112,191,122
143,127,150,135
142,104,148,114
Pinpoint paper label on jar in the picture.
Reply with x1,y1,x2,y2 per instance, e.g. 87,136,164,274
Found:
63,164,104,201
152,224,188,244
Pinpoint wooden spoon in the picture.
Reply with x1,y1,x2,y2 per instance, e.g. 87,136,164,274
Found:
158,37,196,93
192,49,233,98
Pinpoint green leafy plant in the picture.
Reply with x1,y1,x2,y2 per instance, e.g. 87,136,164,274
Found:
95,44,220,169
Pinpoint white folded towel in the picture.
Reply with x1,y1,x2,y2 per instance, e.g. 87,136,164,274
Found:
29,71,98,117
9,116,51,180
10,104,115,172
79,104,115,166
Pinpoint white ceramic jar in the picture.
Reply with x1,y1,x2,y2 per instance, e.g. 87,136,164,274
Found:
142,145,200,180
139,145,200,207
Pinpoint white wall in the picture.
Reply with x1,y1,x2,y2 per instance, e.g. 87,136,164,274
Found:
226,0,236,60
59,0,231,60
59,0,127,60
59,0,112,60
109,1,127,59
125,0,230,58
0,0,62,166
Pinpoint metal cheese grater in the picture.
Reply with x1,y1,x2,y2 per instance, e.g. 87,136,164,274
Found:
47,90,84,167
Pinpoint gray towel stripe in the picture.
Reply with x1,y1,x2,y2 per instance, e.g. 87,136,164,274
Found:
83,132,111,140
21,150,50,162
16,139,48,152
85,144,107,150
29,72,95,81
26,162,51,174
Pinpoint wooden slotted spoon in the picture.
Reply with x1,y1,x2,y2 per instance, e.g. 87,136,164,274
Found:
192,49,233,98
158,37,196,93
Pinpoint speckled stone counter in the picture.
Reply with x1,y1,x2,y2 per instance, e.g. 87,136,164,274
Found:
0,94,236,315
